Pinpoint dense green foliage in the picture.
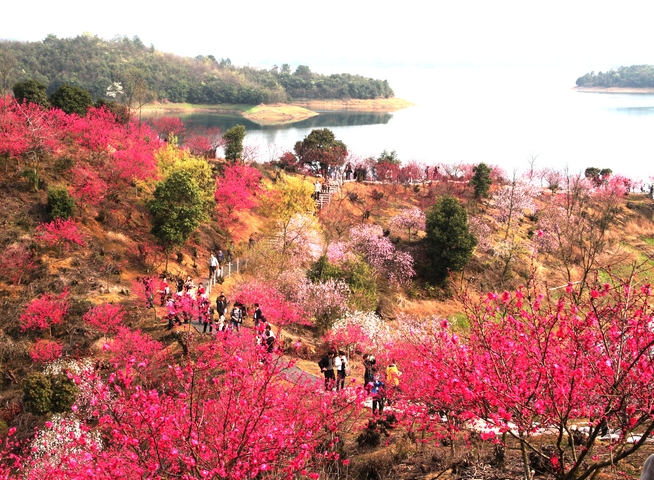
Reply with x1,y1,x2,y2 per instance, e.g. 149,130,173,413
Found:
223,125,246,162
469,163,492,199
308,256,378,311
49,84,93,115
425,196,477,281
148,170,207,257
576,65,654,88
22,372,78,416
12,79,49,107
294,128,348,174
47,186,76,220
1,35,394,104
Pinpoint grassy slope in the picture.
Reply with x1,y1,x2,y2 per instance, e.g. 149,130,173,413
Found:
3,163,654,477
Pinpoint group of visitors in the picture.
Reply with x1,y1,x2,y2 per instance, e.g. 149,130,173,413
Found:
160,276,212,330
316,351,401,415
318,350,349,391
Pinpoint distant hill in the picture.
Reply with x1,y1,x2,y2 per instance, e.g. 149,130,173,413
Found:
576,65,654,88
0,34,395,104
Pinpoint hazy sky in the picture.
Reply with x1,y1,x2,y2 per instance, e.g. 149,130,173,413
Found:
4,0,654,72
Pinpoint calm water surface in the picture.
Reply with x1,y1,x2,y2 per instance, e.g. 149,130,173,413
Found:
174,66,654,180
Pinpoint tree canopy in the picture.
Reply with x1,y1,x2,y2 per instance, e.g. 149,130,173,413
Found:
294,128,348,176
576,65,654,88
13,79,49,107
1,35,394,104
222,124,246,162
425,195,477,281
147,170,207,268
469,162,492,199
49,84,93,115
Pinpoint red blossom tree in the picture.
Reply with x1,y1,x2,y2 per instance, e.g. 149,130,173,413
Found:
83,303,126,335
183,126,223,157
387,274,654,480
232,279,307,326
35,218,86,253
20,289,70,332
214,163,262,231
0,242,37,285
29,339,63,364
17,332,360,479
147,116,186,142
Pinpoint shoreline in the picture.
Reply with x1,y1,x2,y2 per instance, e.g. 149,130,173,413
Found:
574,86,654,94
141,97,413,125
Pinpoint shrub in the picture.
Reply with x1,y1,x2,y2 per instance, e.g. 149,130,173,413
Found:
308,256,378,311
50,374,78,414
22,372,53,416
47,186,75,220
22,371,78,416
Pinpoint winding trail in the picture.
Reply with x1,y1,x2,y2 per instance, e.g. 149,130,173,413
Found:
190,320,322,388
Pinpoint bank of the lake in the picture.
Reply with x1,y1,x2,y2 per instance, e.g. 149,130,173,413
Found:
575,86,654,94
142,98,412,125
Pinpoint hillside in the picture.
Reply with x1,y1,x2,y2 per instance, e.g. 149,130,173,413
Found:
2,96,654,478
0,34,395,104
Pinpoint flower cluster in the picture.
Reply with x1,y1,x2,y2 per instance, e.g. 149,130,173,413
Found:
19,289,70,331
389,207,426,239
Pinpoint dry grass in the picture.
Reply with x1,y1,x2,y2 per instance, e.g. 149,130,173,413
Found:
291,97,414,112
243,104,318,125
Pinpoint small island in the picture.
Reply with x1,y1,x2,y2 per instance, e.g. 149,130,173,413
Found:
575,65,654,92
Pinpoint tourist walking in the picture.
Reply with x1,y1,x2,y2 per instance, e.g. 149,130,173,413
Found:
318,351,336,391
216,292,227,318
363,354,376,387
209,253,218,279
230,304,242,332
202,306,214,334
385,359,401,405
334,350,348,390
253,303,263,328
369,373,386,415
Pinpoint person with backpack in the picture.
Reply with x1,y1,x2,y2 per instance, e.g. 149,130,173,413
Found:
230,304,242,332
318,351,336,391
368,373,386,415
216,292,227,318
334,350,348,390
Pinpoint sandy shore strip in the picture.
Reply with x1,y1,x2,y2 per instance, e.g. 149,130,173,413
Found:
574,86,654,94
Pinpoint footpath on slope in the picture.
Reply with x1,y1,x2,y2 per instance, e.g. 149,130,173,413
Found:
189,319,322,388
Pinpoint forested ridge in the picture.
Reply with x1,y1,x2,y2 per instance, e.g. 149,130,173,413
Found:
0,34,394,104
576,65,654,88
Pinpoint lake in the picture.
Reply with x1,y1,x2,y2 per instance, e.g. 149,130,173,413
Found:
171,66,654,181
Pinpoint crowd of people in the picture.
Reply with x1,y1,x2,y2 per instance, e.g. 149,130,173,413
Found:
145,250,397,416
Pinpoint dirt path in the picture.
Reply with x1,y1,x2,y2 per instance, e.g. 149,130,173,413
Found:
190,320,322,387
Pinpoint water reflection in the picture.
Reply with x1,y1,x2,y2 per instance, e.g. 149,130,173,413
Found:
176,111,393,132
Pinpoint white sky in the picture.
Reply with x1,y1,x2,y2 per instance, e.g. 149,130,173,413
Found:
3,0,654,72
